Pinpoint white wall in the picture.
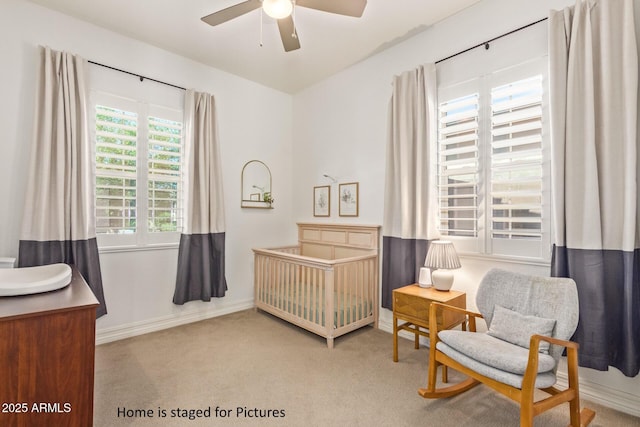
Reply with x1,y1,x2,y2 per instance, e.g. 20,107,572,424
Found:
292,0,640,416
2,0,639,417
0,0,297,339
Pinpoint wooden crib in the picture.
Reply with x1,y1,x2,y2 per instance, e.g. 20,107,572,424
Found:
253,223,380,348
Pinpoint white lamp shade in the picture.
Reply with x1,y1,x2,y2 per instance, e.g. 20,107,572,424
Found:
263,0,293,19
424,240,461,270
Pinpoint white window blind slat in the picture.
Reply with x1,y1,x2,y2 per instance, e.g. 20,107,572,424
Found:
491,106,542,126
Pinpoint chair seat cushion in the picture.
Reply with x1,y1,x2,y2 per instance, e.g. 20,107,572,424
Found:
438,330,557,375
436,340,557,389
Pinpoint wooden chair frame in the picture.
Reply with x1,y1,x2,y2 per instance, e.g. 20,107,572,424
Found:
419,302,595,427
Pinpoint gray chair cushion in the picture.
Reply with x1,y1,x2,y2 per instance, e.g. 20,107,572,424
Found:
438,330,557,375
437,340,557,389
487,304,556,354
475,269,579,363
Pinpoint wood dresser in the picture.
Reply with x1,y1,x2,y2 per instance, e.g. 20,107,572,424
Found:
0,267,99,427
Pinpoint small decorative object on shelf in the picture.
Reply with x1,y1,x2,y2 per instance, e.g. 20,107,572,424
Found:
418,267,432,288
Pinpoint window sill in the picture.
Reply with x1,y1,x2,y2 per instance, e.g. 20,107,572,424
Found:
98,242,180,254
457,252,551,268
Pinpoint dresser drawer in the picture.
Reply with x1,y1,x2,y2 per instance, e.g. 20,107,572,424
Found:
393,286,466,330
394,292,434,325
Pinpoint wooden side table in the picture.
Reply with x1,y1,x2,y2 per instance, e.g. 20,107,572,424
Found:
393,284,466,362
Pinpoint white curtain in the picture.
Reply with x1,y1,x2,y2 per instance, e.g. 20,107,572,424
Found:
549,0,639,376
173,90,227,304
19,46,106,317
381,64,440,308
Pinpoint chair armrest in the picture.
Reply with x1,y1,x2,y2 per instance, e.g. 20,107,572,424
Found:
428,302,484,344
429,301,482,320
530,334,579,351
522,334,581,393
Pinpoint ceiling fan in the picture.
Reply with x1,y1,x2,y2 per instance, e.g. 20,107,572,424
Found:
201,0,367,52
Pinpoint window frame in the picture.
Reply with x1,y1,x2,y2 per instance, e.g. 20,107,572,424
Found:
436,58,551,262
91,91,184,249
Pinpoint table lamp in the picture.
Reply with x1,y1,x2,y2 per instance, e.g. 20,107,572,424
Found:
424,240,461,291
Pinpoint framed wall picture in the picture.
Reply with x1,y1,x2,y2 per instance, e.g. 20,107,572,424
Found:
314,185,330,217
339,182,359,217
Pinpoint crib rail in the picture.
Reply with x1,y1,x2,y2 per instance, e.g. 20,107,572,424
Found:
253,246,378,348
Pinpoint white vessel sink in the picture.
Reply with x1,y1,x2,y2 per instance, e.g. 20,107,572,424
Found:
0,263,72,296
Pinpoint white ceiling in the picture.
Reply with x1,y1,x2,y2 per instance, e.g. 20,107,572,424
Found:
27,0,482,93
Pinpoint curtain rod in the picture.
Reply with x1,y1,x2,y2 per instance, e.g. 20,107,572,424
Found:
89,17,547,89
88,60,186,91
435,17,548,65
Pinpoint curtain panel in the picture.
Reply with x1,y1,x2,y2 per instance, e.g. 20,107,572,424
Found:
549,0,640,376
19,46,107,317
173,90,227,304
381,64,440,309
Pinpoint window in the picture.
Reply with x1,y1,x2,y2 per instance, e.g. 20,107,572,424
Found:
489,75,543,242
438,93,480,238
93,92,183,247
95,104,138,235
437,59,550,261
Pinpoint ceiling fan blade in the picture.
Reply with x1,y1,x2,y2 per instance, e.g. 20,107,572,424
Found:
201,0,261,26
296,0,367,17
277,16,301,52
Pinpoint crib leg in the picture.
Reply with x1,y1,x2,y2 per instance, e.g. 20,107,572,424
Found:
327,337,334,349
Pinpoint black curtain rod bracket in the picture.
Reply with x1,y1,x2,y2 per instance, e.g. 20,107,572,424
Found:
88,60,186,91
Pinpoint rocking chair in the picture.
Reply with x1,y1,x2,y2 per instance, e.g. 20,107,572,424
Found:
419,268,595,427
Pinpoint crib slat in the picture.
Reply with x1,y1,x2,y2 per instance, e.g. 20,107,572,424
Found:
342,265,348,326
283,260,287,311
325,268,334,348
299,265,304,318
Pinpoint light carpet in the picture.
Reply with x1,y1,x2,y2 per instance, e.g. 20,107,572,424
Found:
94,309,639,426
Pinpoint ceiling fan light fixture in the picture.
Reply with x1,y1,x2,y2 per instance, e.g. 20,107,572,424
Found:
262,0,293,19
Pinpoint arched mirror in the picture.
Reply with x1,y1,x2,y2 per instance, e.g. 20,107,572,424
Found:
241,160,273,209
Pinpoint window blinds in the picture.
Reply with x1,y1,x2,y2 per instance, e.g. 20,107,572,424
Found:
437,75,544,244
437,93,480,237
95,105,138,234
94,104,183,236
147,116,183,233
490,75,543,240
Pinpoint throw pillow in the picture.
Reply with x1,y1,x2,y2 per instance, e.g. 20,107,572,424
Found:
487,304,556,354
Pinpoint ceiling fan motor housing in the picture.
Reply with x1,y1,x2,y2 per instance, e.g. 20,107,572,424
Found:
262,0,293,19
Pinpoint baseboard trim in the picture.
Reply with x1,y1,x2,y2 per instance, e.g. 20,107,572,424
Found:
95,299,254,345
555,372,640,418
377,317,640,418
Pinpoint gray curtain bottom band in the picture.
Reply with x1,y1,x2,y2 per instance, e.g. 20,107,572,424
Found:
551,245,640,377
173,232,227,305
381,236,430,309
17,238,107,317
